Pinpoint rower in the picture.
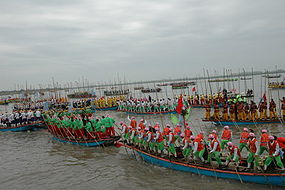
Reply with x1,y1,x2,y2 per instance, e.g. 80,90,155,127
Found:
239,128,249,152
182,135,195,160
128,116,137,129
269,99,277,119
237,102,244,121
154,127,164,154
146,128,155,151
221,126,232,150
258,129,269,155
184,124,193,139
281,97,285,119
207,134,222,167
174,124,182,137
222,102,229,120
250,101,258,120
212,102,220,120
229,102,236,120
247,133,260,170
193,136,205,163
225,142,241,167
264,136,285,171
168,128,177,157
204,101,211,120
138,119,147,131
244,102,250,120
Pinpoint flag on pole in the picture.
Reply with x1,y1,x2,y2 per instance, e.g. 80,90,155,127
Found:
263,93,267,102
170,114,179,125
176,95,183,114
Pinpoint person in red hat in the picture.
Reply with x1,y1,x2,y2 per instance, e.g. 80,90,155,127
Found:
225,142,241,167
246,133,260,170
221,126,232,150
207,134,222,167
239,128,250,152
258,129,269,155
264,136,285,171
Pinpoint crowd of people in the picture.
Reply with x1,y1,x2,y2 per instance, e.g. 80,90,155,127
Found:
44,112,116,140
117,98,176,113
120,117,285,171
93,96,125,108
0,110,42,127
204,97,285,121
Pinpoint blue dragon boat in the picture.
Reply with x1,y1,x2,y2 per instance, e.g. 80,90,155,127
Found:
0,121,45,132
202,119,282,126
52,136,120,147
119,143,285,187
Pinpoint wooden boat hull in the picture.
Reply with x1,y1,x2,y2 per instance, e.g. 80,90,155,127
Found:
121,143,285,186
126,110,176,115
52,136,120,147
0,121,45,132
202,119,282,126
95,106,118,111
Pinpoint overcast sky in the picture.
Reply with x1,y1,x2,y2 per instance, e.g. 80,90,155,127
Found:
0,0,284,90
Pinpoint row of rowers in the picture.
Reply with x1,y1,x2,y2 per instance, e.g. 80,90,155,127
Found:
120,119,285,171
204,98,285,121
0,110,42,126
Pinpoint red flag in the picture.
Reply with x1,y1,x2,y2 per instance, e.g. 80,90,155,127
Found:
176,95,183,114
192,87,196,92
263,93,267,102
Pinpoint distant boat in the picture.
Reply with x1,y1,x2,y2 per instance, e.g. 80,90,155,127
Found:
240,77,252,80
169,81,196,86
134,87,144,90
141,88,162,93
67,92,96,99
104,89,130,96
208,78,238,83
157,83,168,86
268,82,285,89
262,74,281,79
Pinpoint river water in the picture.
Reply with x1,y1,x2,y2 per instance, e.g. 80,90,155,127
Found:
1,106,285,190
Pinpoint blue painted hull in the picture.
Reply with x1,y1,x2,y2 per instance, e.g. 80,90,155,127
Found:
52,137,114,147
95,106,118,111
0,122,44,132
123,144,285,186
203,119,281,126
126,110,177,115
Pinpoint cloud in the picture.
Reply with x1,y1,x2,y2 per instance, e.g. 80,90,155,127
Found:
0,0,284,90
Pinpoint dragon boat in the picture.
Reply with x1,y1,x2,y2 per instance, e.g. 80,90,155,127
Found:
117,142,285,187
46,123,120,147
52,135,120,147
94,106,118,111
202,119,282,126
0,121,45,132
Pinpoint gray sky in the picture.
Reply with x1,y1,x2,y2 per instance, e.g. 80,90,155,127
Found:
0,0,284,90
